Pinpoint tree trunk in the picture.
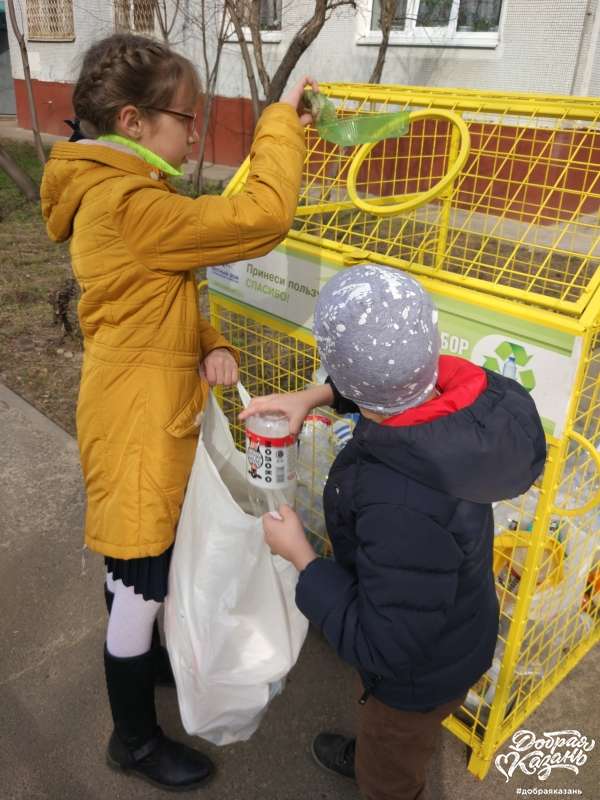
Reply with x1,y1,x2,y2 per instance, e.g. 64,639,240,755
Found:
153,0,181,42
6,0,46,165
369,0,396,84
0,144,39,202
266,0,355,104
226,0,263,122
248,0,271,98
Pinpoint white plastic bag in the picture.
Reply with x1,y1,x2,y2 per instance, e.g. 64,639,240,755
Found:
164,391,308,745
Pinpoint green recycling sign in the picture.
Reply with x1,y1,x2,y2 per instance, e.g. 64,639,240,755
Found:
434,297,582,437
482,341,536,391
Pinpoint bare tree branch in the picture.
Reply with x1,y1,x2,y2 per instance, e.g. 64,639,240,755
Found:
224,0,354,120
248,0,271,98
154,0,182,42
266,0,356,105
6,0,46,165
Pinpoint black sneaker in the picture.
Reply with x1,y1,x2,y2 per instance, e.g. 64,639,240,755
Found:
311,733,356,780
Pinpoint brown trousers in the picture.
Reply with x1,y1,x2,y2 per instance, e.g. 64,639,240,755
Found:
355,691,467,800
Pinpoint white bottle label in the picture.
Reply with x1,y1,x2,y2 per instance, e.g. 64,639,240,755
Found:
245,431,296,489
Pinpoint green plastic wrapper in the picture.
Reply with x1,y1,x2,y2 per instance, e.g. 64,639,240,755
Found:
304,90,410,147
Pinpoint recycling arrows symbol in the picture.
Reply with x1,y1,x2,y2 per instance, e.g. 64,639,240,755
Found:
483,341,536,391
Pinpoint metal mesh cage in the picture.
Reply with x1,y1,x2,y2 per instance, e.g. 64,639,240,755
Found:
209,83,600,779
286,85,600,316
26,0,74,41
451,324,600,764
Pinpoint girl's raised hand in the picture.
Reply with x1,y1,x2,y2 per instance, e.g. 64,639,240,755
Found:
281,76,319,127
199,347,238,386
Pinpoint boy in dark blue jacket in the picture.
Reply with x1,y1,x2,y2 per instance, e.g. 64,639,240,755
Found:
240,266,546,800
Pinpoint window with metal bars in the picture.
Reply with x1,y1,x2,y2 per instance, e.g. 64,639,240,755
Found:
114,0,155,33
26,0,75,42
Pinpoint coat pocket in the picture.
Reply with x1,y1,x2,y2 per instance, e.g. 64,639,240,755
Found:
162,380,208,438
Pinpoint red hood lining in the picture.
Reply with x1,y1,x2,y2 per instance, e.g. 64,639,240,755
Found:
382,356,488,427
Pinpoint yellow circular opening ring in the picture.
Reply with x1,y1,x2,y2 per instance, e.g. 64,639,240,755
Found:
552,430,600,518
347,109,471,217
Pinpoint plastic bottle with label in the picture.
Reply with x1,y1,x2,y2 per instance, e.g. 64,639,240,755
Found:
245,413,297,517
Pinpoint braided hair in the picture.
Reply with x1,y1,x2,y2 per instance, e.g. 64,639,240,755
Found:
72,33,201,138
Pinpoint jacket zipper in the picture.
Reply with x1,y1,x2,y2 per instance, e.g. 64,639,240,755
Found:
358,675,383,705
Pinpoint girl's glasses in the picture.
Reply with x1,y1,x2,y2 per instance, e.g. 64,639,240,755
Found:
145,107,197,134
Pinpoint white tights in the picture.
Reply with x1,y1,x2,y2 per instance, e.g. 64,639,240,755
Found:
105,571,161,658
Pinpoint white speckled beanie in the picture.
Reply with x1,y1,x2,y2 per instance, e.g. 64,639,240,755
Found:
313,265,440,414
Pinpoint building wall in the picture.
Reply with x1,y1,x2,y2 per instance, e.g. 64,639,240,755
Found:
7,1,113,82
6,0,600,166
199,0,594,98
591,48,600,96
585,1,600,95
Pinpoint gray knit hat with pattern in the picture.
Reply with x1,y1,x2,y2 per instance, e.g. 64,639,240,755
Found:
313,265,440,414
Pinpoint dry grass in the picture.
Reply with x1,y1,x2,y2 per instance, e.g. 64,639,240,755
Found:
0,139,213,435
0,139,81,434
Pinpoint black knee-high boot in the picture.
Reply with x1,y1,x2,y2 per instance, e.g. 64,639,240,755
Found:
104,584,175,687
104,646,214,790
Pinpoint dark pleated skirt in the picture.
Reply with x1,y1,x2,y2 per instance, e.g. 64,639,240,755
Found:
104,545,173,603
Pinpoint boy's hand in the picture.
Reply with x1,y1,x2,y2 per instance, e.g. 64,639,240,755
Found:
199,348,238,386
281,76,319,127
239,384,334,435
262,505,318,572
239,390,313,435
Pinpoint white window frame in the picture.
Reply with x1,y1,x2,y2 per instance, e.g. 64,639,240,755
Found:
357,0,502,49
240,28,283,43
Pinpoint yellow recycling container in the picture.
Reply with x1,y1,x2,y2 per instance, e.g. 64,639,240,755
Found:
205,84,600,779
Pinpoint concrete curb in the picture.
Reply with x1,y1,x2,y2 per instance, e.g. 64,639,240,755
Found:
0,381,76,449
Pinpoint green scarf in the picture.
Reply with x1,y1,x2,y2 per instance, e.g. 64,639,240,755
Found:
97,134,183,176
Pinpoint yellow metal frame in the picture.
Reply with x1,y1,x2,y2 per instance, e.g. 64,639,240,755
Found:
553,430,600,516
210,83,600,781
454,320,600,777
318,82,600,120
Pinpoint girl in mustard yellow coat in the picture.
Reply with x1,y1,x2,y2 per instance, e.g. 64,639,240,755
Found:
41,33,315,791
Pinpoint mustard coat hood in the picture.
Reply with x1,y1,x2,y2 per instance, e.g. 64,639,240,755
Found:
42,141,169,243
